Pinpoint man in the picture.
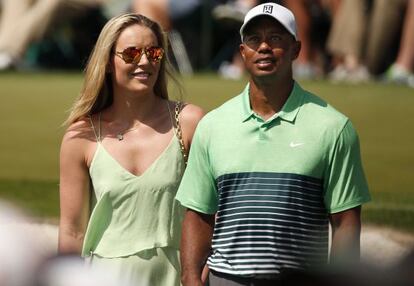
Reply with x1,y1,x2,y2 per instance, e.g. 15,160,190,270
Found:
176,2,371,285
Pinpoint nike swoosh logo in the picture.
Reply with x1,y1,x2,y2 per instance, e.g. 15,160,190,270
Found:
290,142,305,148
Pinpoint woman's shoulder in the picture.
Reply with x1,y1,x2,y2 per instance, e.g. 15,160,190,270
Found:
62,117,96,144
169,101,204,145
179,102,204,125
166,100,204,126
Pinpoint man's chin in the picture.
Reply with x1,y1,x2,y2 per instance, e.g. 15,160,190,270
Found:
253,70,278,79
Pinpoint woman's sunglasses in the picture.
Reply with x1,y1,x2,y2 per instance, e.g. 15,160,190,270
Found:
115,46,164,64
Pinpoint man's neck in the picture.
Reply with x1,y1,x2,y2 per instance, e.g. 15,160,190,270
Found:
248,77,295,121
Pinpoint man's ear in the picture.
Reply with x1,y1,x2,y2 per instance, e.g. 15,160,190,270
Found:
239,44,246,61
291,40,301,60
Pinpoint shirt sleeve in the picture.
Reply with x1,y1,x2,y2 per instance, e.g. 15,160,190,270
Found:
175,119,218,214
323,120,371,213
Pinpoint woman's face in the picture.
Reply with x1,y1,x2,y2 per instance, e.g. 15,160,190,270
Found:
111,24,162,97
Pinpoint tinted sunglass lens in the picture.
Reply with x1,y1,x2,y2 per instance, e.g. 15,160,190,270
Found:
122,47,142,63
146,47,164,62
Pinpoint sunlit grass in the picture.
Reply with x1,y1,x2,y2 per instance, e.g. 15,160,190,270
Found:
0,72,413,232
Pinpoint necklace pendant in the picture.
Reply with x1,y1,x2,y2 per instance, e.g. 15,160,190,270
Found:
117,134,123,141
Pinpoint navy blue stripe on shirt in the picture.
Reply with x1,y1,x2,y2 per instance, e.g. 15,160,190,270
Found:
208,172,329,276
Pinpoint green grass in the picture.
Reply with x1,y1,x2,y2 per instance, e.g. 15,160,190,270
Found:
0,72,413,233
0,179,59,218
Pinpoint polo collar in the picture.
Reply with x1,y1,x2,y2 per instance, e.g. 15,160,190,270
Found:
240,81,304,123
241,84,254,122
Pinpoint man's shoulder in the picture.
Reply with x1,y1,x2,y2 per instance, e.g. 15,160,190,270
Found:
300,87,349,128
200,92,244,124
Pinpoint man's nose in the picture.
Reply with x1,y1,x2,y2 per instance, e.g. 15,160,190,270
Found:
257,40,272,52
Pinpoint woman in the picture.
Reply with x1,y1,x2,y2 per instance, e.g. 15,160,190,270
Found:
58,13,204,285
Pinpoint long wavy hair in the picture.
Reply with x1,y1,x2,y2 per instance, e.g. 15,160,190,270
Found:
65,13,176,125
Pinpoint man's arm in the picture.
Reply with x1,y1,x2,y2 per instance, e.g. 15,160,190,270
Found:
181,209,215,286
329,206,361,264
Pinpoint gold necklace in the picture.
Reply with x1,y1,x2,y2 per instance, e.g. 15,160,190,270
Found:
116,125,140,141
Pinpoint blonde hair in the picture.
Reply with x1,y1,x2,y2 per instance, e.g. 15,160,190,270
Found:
65,13,177,125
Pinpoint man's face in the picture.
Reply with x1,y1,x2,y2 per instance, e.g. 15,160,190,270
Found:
240,17,300,80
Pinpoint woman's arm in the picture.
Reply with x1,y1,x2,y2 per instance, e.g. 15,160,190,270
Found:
58,125,92,255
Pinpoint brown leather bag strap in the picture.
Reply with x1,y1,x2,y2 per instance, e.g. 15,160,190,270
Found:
174,101,188,165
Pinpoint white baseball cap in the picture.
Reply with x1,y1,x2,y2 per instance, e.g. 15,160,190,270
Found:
240,2,298,40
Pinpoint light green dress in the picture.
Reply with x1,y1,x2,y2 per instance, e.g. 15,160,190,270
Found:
82,114,185,286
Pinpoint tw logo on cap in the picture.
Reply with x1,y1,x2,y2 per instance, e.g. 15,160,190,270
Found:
263,5,273,14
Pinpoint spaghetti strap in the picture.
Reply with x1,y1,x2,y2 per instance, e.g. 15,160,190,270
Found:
166,101,177,135
89,113,101,142
98,113,101,142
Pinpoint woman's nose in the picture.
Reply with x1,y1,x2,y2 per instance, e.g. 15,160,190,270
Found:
136,51,150,65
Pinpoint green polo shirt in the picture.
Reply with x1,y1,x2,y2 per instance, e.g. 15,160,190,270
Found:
176,82,370,276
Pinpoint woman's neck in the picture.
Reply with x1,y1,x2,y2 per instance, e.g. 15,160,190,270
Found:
108,91,164,125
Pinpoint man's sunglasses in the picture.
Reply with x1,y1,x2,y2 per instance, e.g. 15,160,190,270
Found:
115,46,164,64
